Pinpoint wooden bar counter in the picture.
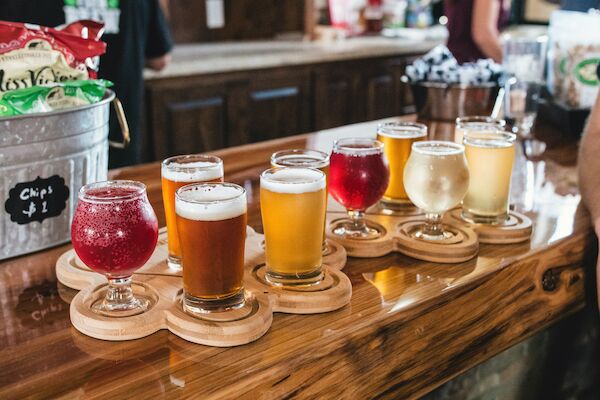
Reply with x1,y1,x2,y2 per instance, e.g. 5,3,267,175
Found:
0,116,592,399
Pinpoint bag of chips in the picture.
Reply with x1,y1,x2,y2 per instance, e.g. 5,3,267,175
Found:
0,20,106,94
0,79,113,117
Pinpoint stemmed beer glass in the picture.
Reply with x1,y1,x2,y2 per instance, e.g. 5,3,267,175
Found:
403,141,469,241
329,138,389,239
71,181,159,316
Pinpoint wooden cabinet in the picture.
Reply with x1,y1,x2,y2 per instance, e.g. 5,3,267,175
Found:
144,54,419,162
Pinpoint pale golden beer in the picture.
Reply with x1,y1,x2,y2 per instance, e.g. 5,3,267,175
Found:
403,141,469,241
260,167,327,285
161,155,223,269
271,149,330,251
176,183,247,314
462,131,516,224
454,116,506,144
376,122,427,208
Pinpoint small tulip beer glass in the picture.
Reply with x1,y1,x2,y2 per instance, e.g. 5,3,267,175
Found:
329,138,389,239
71,180,159,317
403,141,469,241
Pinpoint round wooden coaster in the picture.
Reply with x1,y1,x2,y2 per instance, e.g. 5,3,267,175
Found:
394,219,479,263
245,264,352,314
70,281,164,341
326,216,394,258
166,292,273,347
447,209,532,244
323,239,347,270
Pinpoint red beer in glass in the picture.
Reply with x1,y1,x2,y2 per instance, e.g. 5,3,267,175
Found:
71,180,159,316
329,138,389,239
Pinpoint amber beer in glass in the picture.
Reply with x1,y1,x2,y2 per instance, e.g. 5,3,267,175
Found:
462,131,516,224
175,183,247,314
454,116,506,144
161,155,223,269
377,122,427,208
260,167,327,285
270,149,330,252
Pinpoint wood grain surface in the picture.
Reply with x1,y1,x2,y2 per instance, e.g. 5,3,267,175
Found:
0,116,591,399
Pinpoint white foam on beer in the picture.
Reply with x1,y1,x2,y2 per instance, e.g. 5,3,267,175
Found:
162,161,223,182
176,185,246,221
412,141,464,156
261,168,325,194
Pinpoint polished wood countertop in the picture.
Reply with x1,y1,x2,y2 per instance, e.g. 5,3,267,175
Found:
0,116,591,399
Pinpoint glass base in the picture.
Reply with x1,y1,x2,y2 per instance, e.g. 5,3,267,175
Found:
90,279,153,317
183,289,245,315
167,255,182,270
265,267,324,287
322,240,332,256
332,219,383,240
461,210,509,225
411,225,457,242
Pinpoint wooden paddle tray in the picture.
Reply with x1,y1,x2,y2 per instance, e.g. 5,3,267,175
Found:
56,228,351,347
326,202,533,263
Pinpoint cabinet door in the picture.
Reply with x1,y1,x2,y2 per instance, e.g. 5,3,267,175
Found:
313,65,361,130
363,66,396,121
247,70,311,142
147,82,228,161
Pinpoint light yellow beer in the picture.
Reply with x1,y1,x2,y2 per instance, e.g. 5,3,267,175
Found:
260,167,326,285
454,116,506,144
376,122,427,207
462,131,516,224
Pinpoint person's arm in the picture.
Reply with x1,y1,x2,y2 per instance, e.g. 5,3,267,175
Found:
578,76,600,309
145,0,173,71
471,0,503,62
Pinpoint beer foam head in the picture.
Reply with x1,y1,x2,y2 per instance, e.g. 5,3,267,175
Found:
162,160,223,182
260,167,326,194
412,141,464,156
377,122,427,139
176,184,246,221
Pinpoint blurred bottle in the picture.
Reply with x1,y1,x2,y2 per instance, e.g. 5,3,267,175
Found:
406,0,433,28
383,0,408,29
365,0,384,33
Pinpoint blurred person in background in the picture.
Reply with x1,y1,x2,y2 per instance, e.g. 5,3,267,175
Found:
578,64,600,309
0,0,172,168
444,0,510,63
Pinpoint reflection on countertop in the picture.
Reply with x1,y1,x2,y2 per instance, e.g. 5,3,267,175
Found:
144,37,442,80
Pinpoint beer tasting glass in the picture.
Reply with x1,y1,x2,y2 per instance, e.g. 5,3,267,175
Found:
260,167,327,286
454,116,506,145
176,183,247,314
403,141,469,241
462,130,517,224
376,122,427,209
71,180,159,316
161,155,224,270
271,149,331,254
329,138,389,239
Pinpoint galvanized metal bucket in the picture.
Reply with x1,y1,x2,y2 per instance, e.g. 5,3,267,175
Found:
0,90,129,260
410,82,500,121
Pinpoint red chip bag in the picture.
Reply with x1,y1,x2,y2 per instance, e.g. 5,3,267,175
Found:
0,20,106,93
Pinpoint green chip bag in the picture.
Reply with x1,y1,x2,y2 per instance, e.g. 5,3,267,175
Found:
0,80,113,117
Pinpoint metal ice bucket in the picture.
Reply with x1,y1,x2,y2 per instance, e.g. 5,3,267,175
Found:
0,90,129,260
409,82,500,121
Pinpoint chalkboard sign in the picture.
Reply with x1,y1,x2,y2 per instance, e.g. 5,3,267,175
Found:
4,175,70,224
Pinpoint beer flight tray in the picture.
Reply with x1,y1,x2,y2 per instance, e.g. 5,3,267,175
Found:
326,200,533,263
56,227,351,347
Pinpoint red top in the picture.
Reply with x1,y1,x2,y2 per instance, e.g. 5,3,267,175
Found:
444,0,510,63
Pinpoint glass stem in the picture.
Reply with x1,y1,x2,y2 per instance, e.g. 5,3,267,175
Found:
348,209,366,232
105,276,135,306
424,213,444,237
